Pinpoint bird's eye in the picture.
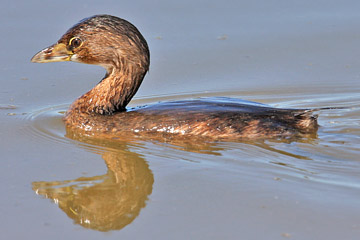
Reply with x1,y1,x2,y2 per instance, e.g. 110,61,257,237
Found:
69,37,83,49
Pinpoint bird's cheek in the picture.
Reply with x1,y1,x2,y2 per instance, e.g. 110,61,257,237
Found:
70,49,90,64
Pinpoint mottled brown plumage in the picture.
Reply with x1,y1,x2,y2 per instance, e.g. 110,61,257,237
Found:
31,15,318,140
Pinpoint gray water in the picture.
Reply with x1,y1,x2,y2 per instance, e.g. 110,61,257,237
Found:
1,1,360,239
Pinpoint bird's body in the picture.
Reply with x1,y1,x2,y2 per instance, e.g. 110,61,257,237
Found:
32,15,318,140
64,98,317,140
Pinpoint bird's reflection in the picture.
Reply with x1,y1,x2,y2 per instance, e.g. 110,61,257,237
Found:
32,128,154,232
32,122,318,232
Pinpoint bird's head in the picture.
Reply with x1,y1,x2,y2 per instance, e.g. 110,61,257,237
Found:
31,15,150,74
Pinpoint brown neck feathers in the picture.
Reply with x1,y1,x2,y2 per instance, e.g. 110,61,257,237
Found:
68,62,147,115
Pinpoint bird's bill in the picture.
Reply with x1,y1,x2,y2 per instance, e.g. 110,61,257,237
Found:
31,43,73,63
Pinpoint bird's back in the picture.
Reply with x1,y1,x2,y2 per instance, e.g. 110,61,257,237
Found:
64,98,318,140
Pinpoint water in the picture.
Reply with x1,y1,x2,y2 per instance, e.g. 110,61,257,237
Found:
1,1,360,239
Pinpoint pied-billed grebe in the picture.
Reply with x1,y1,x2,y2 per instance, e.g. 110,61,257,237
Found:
31,14,318,140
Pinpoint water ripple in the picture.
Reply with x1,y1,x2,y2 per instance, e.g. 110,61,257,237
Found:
20,91,360,190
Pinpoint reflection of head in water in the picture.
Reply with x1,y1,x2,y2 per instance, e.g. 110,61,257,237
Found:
32,131,154,232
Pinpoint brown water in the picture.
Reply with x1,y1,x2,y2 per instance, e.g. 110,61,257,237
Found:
1,1,360,239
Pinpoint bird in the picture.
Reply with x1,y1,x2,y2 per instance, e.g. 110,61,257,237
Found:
31,14,318,140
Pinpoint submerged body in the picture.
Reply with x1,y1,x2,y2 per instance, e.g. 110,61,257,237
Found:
32,15,318,140
64,98,318,140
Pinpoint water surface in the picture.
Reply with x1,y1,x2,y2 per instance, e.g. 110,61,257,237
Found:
1,1,360,239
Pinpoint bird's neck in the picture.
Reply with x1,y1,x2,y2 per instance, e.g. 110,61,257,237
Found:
68,64,146,115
